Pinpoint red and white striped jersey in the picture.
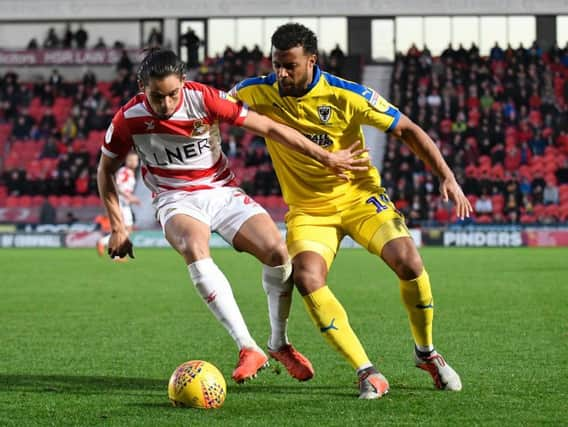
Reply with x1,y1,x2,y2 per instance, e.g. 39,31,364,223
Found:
101,81,248,196
115,166,136,208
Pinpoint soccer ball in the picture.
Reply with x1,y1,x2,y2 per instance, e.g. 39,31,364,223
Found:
168,360,227,409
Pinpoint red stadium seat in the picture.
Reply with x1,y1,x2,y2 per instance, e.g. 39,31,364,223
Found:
545,205,560,219
71,196,86,208
265,195,284,209
85,195,101,207
254,195,268,207
31,195,45,207
475,215,492,224
5,196,19,208
520,214,537,224
47,195,59,206
58,195,72,207
533,204,546,218
491,195,504,213
18,195,32,208
466,194,478,207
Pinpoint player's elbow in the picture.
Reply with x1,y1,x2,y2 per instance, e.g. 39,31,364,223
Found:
394,116,423,145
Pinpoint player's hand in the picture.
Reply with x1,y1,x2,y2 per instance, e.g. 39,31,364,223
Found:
326,141,370,181
107,229,135,259
440,177,473,220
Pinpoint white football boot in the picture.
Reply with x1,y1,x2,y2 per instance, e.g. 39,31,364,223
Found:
415,350,462,391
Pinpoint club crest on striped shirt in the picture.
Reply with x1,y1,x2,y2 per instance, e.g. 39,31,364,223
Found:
193,120,208,135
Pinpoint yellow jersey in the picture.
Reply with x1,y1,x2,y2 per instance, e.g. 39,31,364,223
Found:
232,66,400,212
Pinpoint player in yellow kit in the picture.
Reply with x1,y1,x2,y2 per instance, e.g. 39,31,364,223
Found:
231,23,472,399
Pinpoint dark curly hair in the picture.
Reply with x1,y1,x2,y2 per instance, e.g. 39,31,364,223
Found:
137,48,186,86
271,23,318,55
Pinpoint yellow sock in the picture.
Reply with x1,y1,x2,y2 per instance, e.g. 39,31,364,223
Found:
303,286,371,369
399,269,434,350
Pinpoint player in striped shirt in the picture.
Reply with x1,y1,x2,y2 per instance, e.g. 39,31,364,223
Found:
96,151,140,258
97,49,368,384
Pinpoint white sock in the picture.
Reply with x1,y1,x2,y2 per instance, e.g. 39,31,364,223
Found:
262,261,293,350
188,258,258,351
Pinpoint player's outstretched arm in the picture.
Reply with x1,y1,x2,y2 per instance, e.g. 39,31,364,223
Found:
241,110,369,179
390,114,473,219
97,154,135,259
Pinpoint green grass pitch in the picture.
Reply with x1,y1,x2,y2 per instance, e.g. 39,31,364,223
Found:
0,247,566,426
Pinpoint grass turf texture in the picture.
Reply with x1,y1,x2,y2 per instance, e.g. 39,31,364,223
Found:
0,247,566,426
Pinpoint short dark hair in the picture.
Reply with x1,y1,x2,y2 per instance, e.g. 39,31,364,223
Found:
271,23,318,55
137,49,186,86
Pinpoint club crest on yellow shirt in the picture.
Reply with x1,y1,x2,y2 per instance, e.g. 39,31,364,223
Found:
317,105,332,123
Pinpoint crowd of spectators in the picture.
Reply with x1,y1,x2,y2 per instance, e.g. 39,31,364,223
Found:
386,41,568,225
4,39,565,225
25,24,165,51
0,44,347,212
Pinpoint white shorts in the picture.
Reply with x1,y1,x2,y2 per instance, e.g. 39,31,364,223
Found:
153,187,267,244
121,206,134,227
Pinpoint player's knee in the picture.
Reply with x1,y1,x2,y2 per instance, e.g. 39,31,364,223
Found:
261,238,288,266
392,252,424,280
293,266,326,296
176,235,209,264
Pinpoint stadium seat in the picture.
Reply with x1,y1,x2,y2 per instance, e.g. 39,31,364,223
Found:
520,214,537,224
533,204,546,218
47,195,59,206
58,195,72,207
476,215,492,224
17,195,32,208
85,195,101,207
254,195,268,206
491,194,504,213
5,196,19,208
31,195,45,207
71,196,86,208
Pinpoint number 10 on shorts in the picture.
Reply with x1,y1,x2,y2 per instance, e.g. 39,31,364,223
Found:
366,194,390,213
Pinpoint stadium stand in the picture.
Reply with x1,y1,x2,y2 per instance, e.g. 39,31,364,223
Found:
387,41,568,225
0,46,347,222
1,42,566,224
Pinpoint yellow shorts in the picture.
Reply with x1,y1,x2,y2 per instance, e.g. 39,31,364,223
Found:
286,189,410,269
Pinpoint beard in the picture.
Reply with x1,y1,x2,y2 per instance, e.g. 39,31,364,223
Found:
278,71,310,97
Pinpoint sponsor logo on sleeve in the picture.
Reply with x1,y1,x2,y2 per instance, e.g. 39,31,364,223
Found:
105,123,114,143
373,94,391,113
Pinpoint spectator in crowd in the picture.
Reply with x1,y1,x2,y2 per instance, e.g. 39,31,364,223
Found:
556,159,568,184
40,84,55,106
40,136,59,159
62,23,74,48
12,115,33,139
529,129,547,156
475,190,493,215
180,28,201,69
75,25,88,49
39,198,57,224
147,27,163,47
490,42,505,61
43,27,60,48
66,211,79,225
94,37,107,49
116,50,133,74
543,180,559,205
75,169,90,195
49,69,63,91
27,38,39,49
328,43,345,74
39,108,56,133
83,69,97,89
